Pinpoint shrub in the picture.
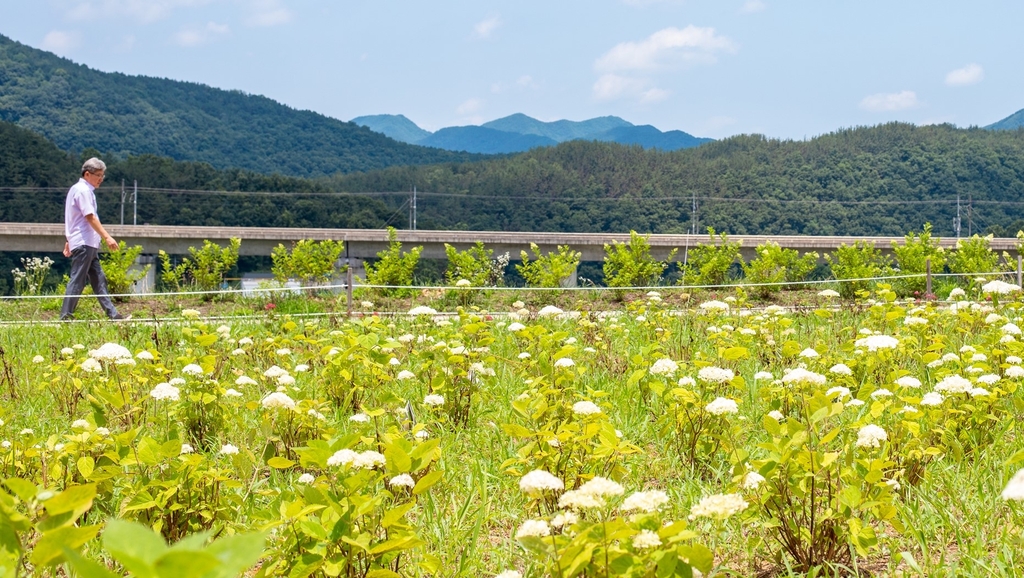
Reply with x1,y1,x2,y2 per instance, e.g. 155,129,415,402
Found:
678,228,741,287
363,227,422,297
11,256,53,296
271,239,345,290
948,234,1004,287
826,240,891,298
603,230,676,299
159,238,241,295
444,241,500,287
892,223,945,296
100,241,149,301
742,242,819,299
517,243,581,288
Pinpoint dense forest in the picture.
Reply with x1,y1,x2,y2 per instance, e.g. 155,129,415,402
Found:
7,121,1024,238
0,34,481,177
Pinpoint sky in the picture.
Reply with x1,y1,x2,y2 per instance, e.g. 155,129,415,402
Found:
4,0,1024,140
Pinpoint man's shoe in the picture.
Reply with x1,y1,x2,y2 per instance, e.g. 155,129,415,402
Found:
59,314,74,321
110,313,132,321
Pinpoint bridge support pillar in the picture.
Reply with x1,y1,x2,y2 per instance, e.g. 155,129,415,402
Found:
131,255,157,294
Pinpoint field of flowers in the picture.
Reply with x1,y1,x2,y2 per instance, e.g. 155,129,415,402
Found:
2,282,1024,577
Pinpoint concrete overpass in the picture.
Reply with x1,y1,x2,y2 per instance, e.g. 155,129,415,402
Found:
0,222,1019,261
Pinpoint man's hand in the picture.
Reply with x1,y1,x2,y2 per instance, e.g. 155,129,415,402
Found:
105,236,119,251
63,242,71,258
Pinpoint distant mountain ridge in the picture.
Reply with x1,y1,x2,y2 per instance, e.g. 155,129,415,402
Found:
352,113,712,154
988,108,1024,131
0,34,479,177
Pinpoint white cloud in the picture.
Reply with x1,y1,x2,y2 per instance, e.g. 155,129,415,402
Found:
595,26,737,72
174,21,230,47
473,15,501,39
41,30,81,55
243,0,291,27
945,64,984,87
456,98,484,115
740,0,766,14
517,75,538,89
65,0,212,24
859,90,919,112
593,74,668,103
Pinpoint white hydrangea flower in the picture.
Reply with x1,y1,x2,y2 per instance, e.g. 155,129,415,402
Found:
235,375,257,386
698,366,734,384
1006,365,1024,378
349,413,370,423
149,382,180,401
799,348,820,358
180,363,204,376
632,529,662,549
817,289,840,298
538,305,564,317
856,425,888,448
397,370,416,380
895,376,922,389
829,364,852,376
678,376,697,387
494,571,523,578
767,410,785,421
262,392,295,409
904,317,928,326
408,306,438,316
220,444,239,455
743,471,766,490
519,470,565,495
982,280,1021,295
554,357,575,368
327,449,357,467
515,519,551,539
32,355,45,364
870,389,893,399
705,397,739,415
781,367,826,386
180,444,194,454
846,399,866,407
80,358,103,373
517,352,531,359
969,387,991,397
572,401,602,416
550,512,578,528
854,335,899,352
223,389,243,398
699,300,729,311
389,474,416,488
1008,356,1023,364
1002,468,1024,500
423,394,445,406
825,386,851,399
61,347,75,356
89,343,133,362
920,392,944,406
934,375,973,394
977,373,1000,385
754,371,774,381
263,365,288,378
649,358,678,376
689,493,749,520
71,419,90,430
297,473,315,484
136,350,155,361
621,490,669,512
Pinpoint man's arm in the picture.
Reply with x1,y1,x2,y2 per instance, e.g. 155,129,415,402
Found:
84,214,119,251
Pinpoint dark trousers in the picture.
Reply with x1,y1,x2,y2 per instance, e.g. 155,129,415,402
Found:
60,245,119,319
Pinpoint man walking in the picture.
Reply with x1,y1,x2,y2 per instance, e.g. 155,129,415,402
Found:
60,157,129,321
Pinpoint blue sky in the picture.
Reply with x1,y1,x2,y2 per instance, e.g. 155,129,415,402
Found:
4,1,1023,139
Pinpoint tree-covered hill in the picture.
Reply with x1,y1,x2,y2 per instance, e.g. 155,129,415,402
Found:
0,121,393,229
329,122,1024,237
7,120,1024,239
0,35,480,178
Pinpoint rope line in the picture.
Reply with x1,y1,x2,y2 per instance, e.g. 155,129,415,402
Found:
0,270,1017,301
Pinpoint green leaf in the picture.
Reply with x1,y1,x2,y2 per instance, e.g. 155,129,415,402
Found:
195,334,219,347
500,423,534,439
103,519,167,574
3,478,37,502
64,547,120,578
77,456,95,480
721,346,749,361
385,444,412,473
137,437,162,466
202,532,266,578
30,524,100,566
154,550,220,578
366,570,402,578
380,502,415,529
1004,448,1024,467
412,470,443,495
43,483,96,519
267,457,295,469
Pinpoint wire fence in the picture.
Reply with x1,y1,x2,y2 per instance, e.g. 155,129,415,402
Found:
0,269,1018,302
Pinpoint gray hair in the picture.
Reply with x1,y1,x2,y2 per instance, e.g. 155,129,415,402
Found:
81,157,106,176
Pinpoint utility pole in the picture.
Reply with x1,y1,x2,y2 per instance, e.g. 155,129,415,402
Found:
120,179,126,225
967,193,972,237
954,192,961,239
132,180,138,226
411,186,417,231
690,191,698,235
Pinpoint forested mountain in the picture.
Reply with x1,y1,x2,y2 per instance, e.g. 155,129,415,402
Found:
0,35,479,177
350,114,432,144
351,112,711,152
988,108,1024,131
328,123,1024,237
7,120,1024,239
418,126,557,154
0,120,392,229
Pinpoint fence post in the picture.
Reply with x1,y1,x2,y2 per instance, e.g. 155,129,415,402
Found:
925,258,932,296
1018,255,1022,288
346,267,354,318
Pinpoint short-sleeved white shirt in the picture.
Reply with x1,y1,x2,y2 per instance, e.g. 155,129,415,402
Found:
65,178,101,250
